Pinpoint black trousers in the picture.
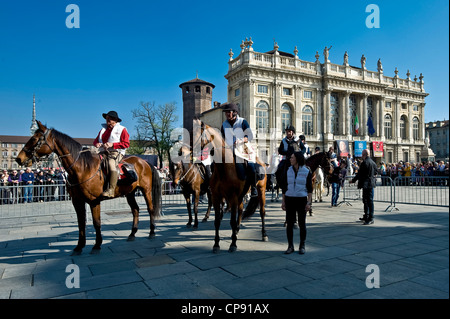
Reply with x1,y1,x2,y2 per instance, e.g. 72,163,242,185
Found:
285,196,307,247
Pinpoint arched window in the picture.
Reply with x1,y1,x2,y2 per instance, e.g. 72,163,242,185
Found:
281,103,292,131
384,114,392,139
400,115,407,139
302,105,313,135
330,93,339,134
412,117,420,140
256,101,269,132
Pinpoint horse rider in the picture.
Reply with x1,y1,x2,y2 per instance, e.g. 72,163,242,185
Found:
94,110,130,198
299,135,311,159
276,125,300,193
220,103,258,197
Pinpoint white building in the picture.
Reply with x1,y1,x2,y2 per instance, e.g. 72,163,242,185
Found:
223,39,429,164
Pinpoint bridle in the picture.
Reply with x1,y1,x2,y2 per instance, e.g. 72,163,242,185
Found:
22,128,100,188
22,129,54,165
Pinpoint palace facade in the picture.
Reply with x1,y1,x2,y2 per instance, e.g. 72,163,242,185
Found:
223,39,429,164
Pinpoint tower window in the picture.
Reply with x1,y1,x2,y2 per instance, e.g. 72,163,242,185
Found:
206,87,211,94
185,86,190,94
195,86,200,92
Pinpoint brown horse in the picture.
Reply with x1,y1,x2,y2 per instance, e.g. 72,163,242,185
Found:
16,121,161,255
199,120,268,253
170,145,212,228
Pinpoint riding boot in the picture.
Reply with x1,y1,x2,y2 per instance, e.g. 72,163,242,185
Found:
101,170,118,198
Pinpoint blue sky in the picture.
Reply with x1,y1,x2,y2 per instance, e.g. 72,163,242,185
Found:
0,0,448,138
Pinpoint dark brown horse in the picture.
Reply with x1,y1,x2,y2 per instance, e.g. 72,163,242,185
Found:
199,120,268,253
16,121,161,255
170,145,212,228
306,152,334,215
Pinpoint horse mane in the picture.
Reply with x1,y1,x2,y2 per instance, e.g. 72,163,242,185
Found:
50,129,96,171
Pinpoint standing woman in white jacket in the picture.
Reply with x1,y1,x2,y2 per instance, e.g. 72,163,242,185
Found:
281,151,313,254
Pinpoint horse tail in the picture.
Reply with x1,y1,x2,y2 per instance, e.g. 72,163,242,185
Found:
243,196,259,219
150,164,162,218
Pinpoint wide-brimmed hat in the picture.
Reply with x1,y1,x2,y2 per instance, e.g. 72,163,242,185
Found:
102,110,122,122
221,103,238,113
285,125,295,133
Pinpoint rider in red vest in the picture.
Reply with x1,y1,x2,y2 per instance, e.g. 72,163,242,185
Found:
94,111,130,198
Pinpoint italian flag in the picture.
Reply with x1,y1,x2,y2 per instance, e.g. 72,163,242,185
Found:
354,114,359,135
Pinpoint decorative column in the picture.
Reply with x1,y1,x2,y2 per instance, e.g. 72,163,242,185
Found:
294,85,302,135
324,89,331,134
345,91,352,137
379,96,385,139
315,88,322,140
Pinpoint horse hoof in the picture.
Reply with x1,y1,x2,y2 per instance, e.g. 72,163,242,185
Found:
193,226,198,230
127,235,135,242
202,218,208,223
262,236,269,242
228,245,237,253
71,250,82,256
213,246,220,253
148,233,156,239
186,224,192,228
90,247,101,255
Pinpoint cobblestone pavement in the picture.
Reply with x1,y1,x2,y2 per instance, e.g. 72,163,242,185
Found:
0,197,448,302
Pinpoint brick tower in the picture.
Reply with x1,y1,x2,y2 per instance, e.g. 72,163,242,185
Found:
179,76,215,143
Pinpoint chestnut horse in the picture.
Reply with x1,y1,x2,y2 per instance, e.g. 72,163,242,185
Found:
16,121,161,255
199,121,268,253
170,145,212,228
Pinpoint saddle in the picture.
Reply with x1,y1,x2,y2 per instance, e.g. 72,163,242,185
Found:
99,155,138,186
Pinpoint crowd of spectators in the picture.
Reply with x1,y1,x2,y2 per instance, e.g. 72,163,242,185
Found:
0,168,68,204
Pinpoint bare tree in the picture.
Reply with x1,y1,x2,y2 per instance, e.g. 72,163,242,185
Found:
132,101,178,168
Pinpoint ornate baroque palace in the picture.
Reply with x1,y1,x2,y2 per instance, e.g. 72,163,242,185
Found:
223,39,428,164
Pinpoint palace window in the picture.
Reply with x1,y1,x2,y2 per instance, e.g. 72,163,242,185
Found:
303,90,312,99
302,105,313,135
384,114,392,139
413,104,419,111
367,96,373,119
330,93,339,134
400,115,407,139
412,117,420,140
235,88,240,97
257,85,268,94
255,100,269,132
385,101,391,109
281,103,292,130
283,88,292,96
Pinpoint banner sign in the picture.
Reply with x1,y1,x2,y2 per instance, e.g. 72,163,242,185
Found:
372,141,384,157
336,140,349,157
354,141,367,157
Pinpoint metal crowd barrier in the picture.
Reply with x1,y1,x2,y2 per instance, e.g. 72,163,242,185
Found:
0,181,207,219
338,175,449,211
1,176,448,219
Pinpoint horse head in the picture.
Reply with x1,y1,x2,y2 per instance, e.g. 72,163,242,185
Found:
16,121,54,167
321,152,334,176
169,145,191,186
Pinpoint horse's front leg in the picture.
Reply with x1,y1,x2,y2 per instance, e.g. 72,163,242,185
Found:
71,199,86,256
193,190,200,229
259,188,268,242
229,202,240,253
202,189,212,222
184,192,193,227
90,201,102,254
212,197,223,253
